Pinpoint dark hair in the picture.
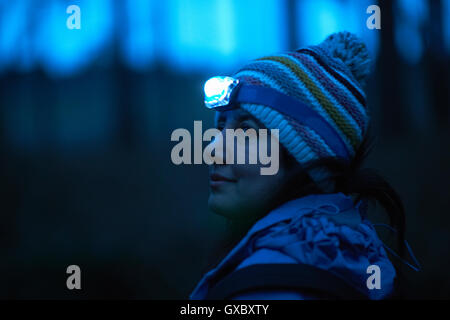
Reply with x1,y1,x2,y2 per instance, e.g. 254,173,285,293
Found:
282,127,406,256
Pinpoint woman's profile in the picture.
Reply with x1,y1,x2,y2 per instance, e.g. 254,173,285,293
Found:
189,31,417,300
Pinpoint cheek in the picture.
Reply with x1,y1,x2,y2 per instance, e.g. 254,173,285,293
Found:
238,171,284,199
212,163,262,207
233,164,287,209
208,164,283,218
231,162,262,180
208,142,292,217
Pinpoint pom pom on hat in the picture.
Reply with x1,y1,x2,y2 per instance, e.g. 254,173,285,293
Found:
319,31,371,86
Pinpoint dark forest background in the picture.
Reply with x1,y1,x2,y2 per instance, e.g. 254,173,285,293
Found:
0,0,449,299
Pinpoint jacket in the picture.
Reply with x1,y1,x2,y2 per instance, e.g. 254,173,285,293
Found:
189,192,396,300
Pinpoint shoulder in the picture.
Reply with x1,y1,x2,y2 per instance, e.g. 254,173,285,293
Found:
208,262,367,300
238,213,396,299
236,248,297,270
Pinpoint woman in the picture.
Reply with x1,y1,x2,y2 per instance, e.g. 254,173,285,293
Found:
190,32,415,300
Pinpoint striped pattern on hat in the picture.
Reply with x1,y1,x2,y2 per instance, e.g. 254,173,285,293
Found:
233,31,371,191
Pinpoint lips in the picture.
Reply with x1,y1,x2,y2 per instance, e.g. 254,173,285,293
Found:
209,172,237,188
210,173,236,182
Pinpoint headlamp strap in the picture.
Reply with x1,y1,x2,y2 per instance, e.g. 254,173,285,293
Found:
234,84,350,160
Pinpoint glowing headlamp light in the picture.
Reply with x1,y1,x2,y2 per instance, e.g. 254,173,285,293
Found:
204,76,240,109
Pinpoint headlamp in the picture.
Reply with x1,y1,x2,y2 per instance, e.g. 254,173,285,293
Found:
202,75,351,160
204,76,240,109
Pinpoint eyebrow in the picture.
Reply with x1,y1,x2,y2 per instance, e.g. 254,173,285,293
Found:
236,113,254,122
216,111,262,126
237,113,266,129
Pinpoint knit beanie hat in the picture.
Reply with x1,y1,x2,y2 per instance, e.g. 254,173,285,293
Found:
233,31,371,192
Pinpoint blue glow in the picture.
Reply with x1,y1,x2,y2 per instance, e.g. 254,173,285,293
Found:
231,0,287,61
36,0,114,77
121,0,155,70
297,0,380,59
298,0,342,46
397,0,428,23
0,0,29,71
0,0,285,74
1,0,447,75
394,0,428,64
444,0,450,54
163,0,286,73
162,0,236,72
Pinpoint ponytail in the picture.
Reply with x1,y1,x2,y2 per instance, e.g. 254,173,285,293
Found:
285,128,406,257
333,132,406,257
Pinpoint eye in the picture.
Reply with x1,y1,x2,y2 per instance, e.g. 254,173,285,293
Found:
216,120,225,131
239,121,255,131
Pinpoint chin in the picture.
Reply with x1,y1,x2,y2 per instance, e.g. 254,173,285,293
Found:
208,193,240,219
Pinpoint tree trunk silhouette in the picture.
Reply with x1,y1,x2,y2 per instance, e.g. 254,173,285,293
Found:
378,0,406,137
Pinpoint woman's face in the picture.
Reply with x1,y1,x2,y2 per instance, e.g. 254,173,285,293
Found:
207,107,301,224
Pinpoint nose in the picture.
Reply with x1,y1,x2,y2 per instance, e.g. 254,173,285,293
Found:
204,129,226,165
